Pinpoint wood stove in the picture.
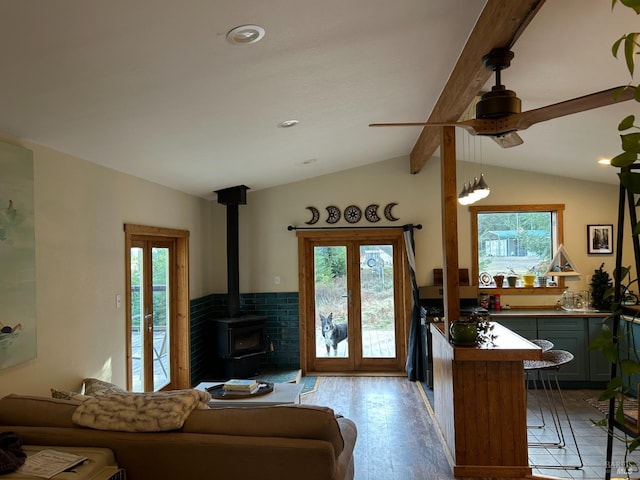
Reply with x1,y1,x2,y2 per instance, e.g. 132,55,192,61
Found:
212,185,267,379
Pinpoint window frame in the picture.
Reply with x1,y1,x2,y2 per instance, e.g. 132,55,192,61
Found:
469,204,566,295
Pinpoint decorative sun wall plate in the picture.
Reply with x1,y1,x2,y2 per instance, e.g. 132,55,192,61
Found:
344,205,362,223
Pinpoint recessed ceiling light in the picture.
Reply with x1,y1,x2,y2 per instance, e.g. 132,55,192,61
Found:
277,119,299,128
597,157,611,165
226,25,265,45
302,159,317,165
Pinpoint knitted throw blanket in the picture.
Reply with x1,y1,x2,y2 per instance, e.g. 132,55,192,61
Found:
72,389,211,432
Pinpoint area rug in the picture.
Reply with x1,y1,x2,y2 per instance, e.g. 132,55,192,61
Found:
585,395,638,427
251,369,318,394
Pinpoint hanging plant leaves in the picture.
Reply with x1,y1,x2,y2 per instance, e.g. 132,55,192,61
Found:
618,114,636,131
618,172,640,193
611,150,637,167
621,132,640,153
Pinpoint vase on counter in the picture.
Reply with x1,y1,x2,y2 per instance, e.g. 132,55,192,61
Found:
493,275,505,288
449,321,479,346
522,274,536,287
507,276,518,287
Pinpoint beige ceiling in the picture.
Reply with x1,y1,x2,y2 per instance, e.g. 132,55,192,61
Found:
0,0,636,199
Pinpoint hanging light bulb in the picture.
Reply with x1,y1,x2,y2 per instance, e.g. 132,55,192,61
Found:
458,183,471,205
475,173,490,199
466,177,481,204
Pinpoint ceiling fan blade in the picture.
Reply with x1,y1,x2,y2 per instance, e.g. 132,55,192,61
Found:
369,119,479,136
490,132,524,148
515,86,635,130
368,122,457,127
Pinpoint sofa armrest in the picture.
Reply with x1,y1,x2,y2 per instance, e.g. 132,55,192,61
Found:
0,394,81,428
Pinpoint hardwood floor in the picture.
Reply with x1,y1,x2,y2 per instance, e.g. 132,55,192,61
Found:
301,377,640,480
301,376,453,480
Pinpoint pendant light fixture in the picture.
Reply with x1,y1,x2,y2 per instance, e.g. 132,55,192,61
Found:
457,120,491,205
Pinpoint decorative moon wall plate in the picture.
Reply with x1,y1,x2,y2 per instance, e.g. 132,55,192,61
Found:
326,206,341,224
364,204,381,222
383,203,399,221
305,206,320,225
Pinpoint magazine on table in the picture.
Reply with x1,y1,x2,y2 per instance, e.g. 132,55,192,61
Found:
16,449,88,478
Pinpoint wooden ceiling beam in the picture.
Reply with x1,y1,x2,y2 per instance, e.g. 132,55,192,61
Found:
409,0,546,174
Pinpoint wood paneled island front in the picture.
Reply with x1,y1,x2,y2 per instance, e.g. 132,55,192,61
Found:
430,321,542,478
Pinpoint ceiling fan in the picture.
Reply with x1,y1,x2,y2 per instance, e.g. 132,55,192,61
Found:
370,48,635,148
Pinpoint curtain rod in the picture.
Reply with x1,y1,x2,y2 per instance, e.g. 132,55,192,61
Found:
287,224,422,231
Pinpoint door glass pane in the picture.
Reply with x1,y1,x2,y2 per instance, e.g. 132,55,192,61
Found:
360,245,395,358
130,246,144,392
314,246,349,358
152,246,170,390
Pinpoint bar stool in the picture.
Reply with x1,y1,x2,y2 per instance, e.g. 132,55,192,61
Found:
524,349,583,470
526,339,554,430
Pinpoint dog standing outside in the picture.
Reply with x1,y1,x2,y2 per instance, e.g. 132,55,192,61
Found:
320,313,348,356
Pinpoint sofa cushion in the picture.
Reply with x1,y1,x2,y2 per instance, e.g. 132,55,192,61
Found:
50,388,91,402
82,378,126,396
183,404,345,456
0,394,81,428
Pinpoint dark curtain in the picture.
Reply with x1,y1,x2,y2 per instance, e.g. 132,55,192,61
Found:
404,224,424,381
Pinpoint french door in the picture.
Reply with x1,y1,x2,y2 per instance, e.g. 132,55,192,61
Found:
298,229,408,373
125,224,190,392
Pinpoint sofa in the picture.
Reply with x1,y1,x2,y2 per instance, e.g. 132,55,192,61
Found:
0,393,357,480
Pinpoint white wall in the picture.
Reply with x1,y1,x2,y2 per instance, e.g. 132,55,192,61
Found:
0,135,217,398
0,132,629,398
241,155,630,308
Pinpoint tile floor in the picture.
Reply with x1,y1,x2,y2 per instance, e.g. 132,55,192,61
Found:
527,388,640,479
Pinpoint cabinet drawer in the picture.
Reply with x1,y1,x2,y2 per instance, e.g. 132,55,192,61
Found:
537,317,583,331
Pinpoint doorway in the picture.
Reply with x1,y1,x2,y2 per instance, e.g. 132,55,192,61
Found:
124,224,190,392
297,229,409,373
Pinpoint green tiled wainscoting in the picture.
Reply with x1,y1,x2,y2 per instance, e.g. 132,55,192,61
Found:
189,292,300,384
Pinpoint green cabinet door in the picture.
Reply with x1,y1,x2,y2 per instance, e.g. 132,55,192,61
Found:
538,317,587,382
588,317,613,382
495,317,537,340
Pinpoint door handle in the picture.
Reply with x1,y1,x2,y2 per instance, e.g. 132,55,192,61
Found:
144,314,153,332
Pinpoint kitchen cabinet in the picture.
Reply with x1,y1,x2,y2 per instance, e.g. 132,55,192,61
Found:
492,312,609,388
537,317,586,383
495,317,537,339
588,317,613,383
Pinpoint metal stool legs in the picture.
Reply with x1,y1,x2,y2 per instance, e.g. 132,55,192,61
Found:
525,349,583,470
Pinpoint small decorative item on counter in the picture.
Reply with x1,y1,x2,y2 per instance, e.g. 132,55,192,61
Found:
522,274,536,287
507,276,518,287
479,293,490,309
493,274,505,288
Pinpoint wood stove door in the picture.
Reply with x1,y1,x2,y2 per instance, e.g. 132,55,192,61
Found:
299,230,407,373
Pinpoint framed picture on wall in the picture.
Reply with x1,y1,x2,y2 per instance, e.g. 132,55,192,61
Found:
587,224,613,254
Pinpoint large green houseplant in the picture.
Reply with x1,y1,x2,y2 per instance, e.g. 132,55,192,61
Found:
589,1,640,477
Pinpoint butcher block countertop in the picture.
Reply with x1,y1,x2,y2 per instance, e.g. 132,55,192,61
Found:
431,321,542,362
488,308,610,318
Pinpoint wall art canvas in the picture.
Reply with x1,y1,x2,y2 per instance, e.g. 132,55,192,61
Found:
0,142,36,369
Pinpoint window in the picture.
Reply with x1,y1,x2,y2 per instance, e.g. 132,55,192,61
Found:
469,204,565,293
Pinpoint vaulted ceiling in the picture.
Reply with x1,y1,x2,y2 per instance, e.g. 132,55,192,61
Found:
0,0,636,199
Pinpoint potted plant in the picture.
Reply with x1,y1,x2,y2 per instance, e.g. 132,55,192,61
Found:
590,2,640,477
506,267,519,287
591,263,613,311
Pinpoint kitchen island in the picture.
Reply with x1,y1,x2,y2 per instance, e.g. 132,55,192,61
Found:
430,321,541,478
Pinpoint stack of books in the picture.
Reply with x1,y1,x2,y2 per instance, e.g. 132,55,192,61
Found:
222,378,261,395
